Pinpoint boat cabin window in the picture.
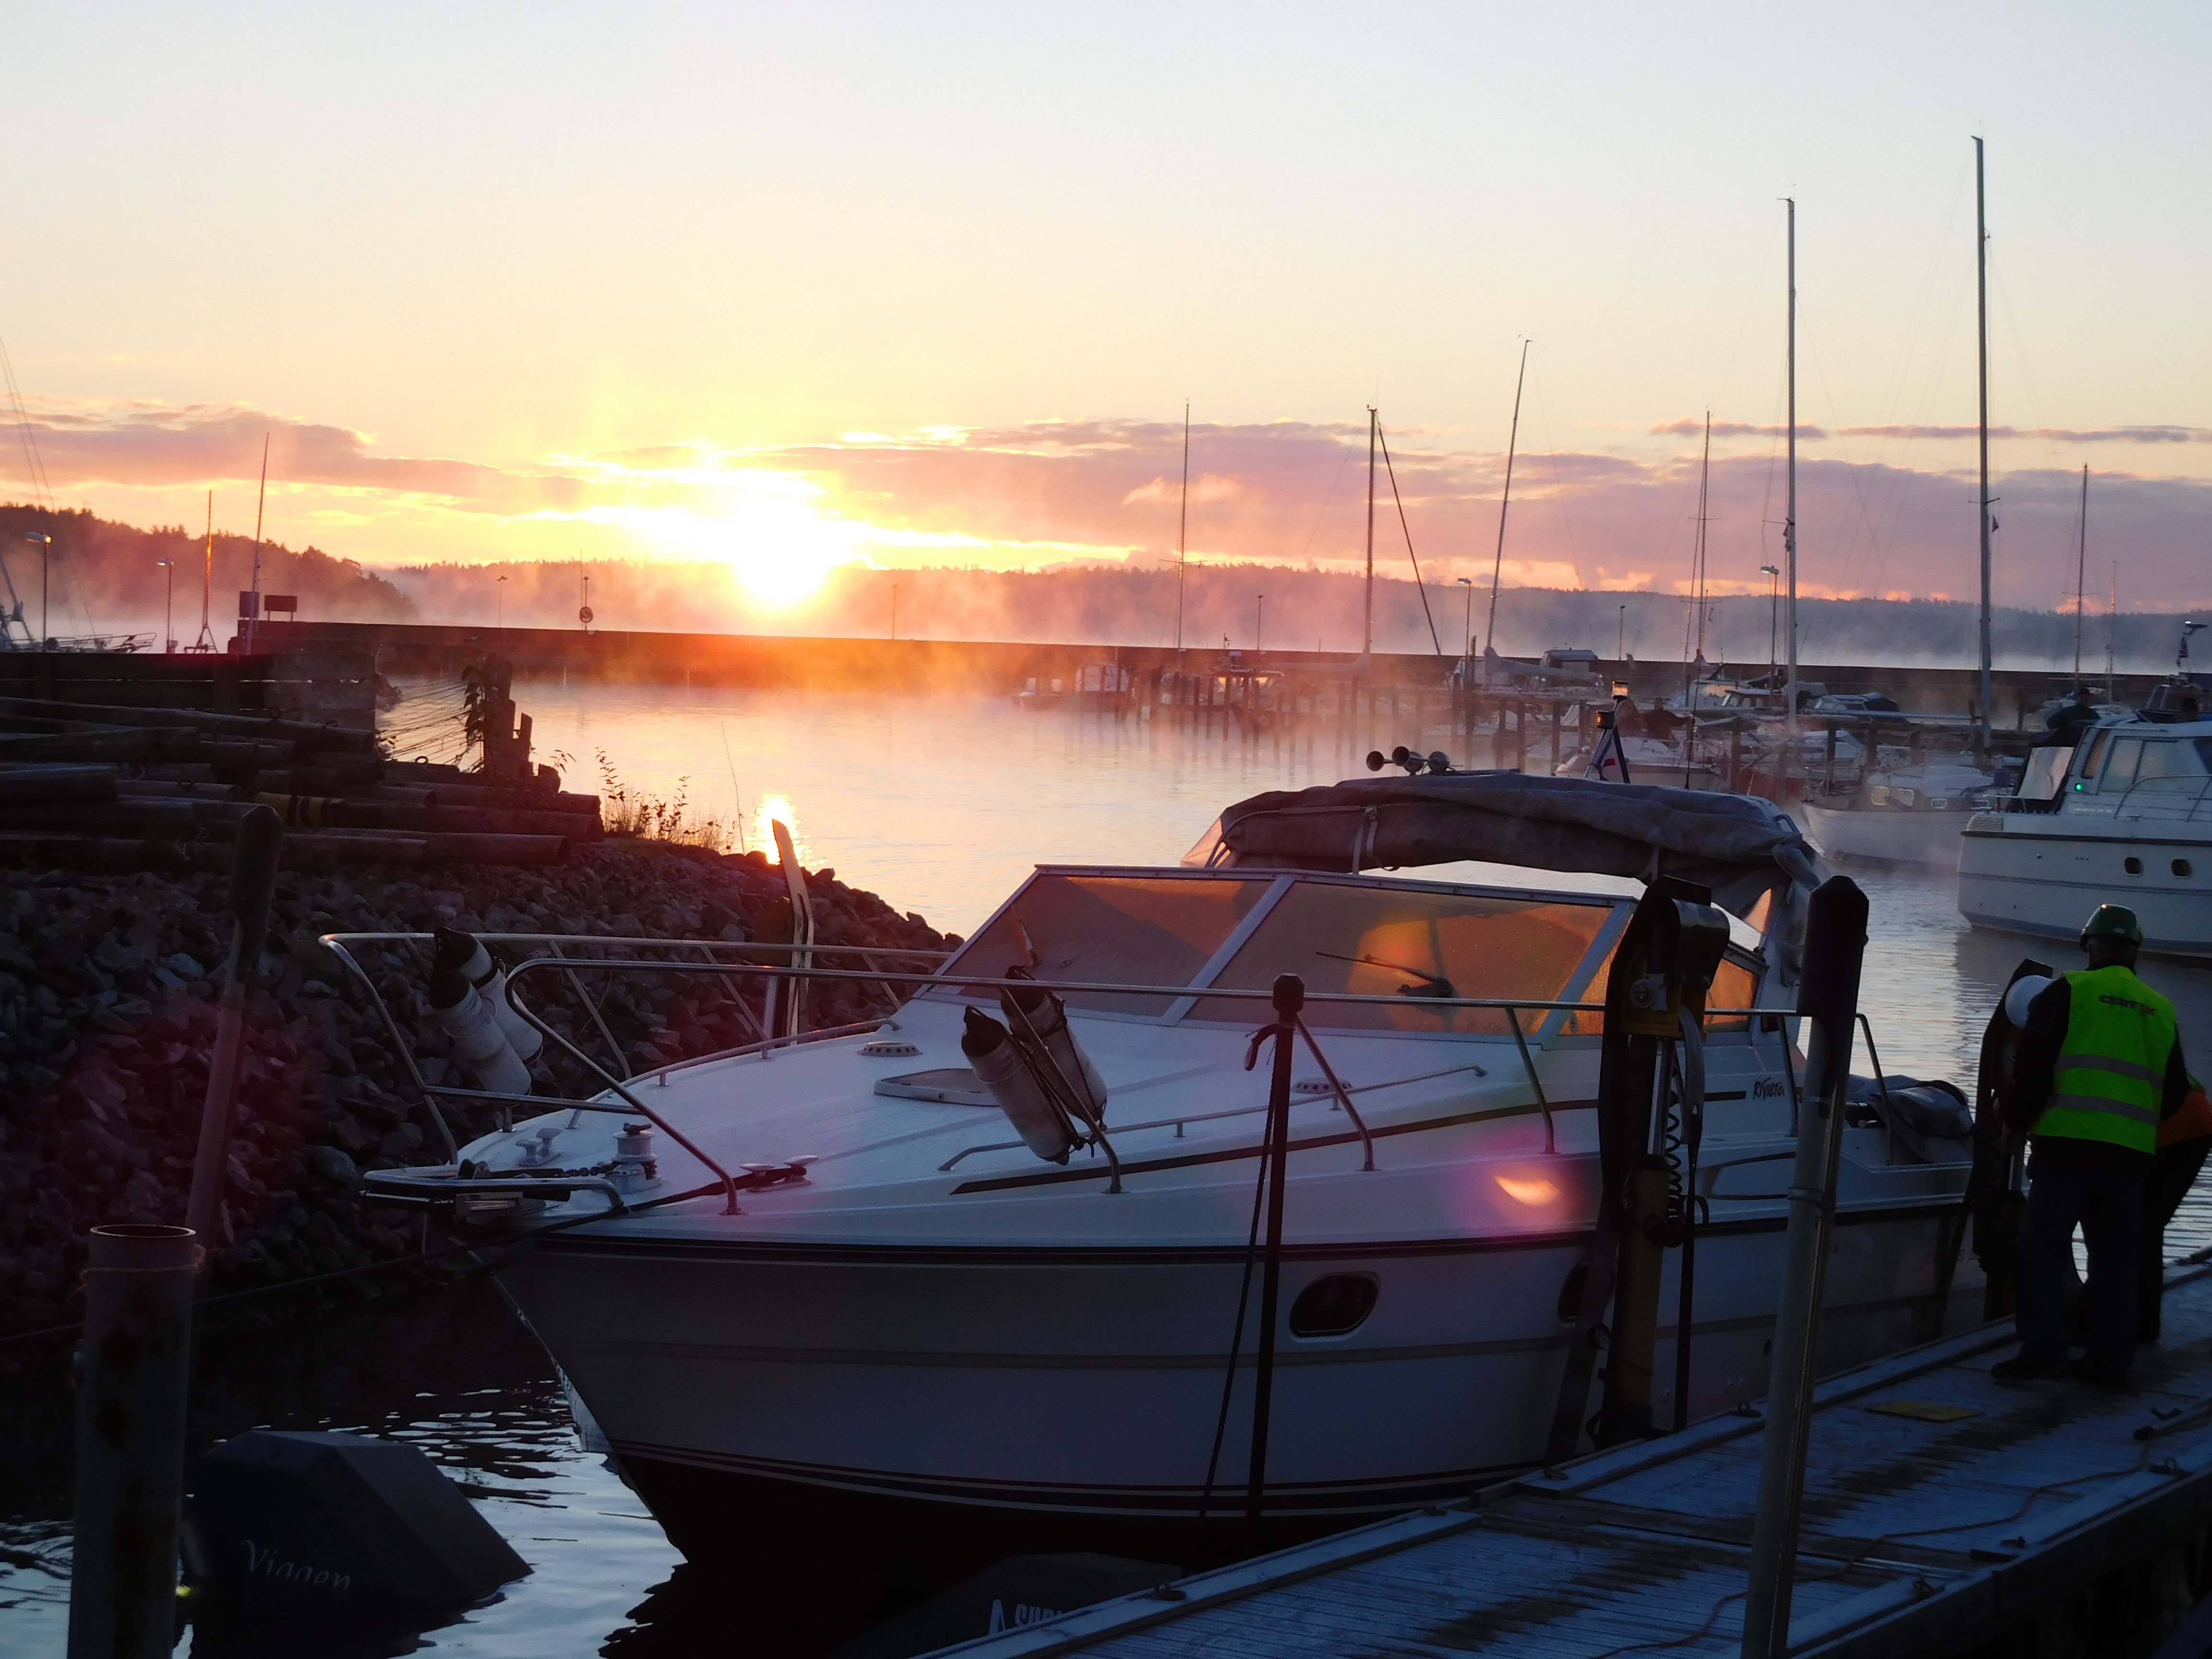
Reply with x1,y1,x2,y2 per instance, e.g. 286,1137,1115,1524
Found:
2074,731,2109,783
938,873,1272,1014
2101,738,2142,793
1193,880,1616,1034
2137,741,2204,782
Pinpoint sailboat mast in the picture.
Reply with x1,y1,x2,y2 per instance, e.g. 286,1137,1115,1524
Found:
1695,410,1711,664
245,435,269,653
194,489,215,652
2107,565,2117,703
2074,466,2089,684
1975,136,1994,752
1175,402,1190,653
1784,199,1799,755
1484,340,1530,661
1363,405,1377,661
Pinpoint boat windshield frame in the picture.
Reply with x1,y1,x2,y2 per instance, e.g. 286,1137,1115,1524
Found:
926,864,1642,1037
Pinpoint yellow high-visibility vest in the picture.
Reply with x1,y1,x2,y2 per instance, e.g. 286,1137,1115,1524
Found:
2033,965,2177,1154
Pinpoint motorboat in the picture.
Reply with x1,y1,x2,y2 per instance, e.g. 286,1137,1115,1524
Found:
340,775,1984,1579
1960,709,2212,956
1799,757,1997,866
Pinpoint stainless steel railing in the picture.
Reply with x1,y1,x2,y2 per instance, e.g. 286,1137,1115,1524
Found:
322,930,1779,1208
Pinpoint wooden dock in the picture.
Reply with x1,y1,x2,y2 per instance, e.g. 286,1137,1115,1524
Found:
937,1267,2212,1658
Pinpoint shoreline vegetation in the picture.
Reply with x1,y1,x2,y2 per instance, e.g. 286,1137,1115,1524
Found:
0,827,952,1344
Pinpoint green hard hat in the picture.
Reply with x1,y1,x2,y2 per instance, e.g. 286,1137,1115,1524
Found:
2080,904,2144,946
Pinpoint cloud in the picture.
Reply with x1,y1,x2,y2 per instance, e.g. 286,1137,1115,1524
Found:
1839,423,2212,444
1650,419,1831,440
15,396,2212,611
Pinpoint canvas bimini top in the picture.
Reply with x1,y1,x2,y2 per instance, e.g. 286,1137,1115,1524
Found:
1183,772,1828,980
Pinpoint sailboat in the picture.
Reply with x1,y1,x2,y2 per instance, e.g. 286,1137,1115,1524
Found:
1799,154,1999,865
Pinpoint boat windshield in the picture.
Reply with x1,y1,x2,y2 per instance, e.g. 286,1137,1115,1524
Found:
1190,880,1619,1034
936,873,1273,1014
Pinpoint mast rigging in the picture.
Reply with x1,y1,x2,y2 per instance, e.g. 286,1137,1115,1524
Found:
1484,341,1530,666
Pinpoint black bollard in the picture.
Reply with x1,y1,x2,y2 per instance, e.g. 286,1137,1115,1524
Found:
186,805,282,1242
1245,973,1303,1532
69,1224,199,1659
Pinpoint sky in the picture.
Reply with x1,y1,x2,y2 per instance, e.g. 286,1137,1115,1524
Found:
4,2,2211,624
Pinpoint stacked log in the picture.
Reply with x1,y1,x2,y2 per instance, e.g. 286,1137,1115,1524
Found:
0,695,599,870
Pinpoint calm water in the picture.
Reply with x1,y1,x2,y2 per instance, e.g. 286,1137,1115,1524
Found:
9,684,2212,1655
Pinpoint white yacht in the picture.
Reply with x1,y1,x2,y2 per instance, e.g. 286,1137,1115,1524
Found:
1800,757,1997,866
345,775,1982,1574
1960,713,2212,955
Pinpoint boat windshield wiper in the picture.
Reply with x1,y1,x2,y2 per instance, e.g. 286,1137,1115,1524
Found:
1316,950,1457,999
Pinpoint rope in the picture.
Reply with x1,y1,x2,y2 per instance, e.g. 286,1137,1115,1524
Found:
1375,421,1444,657
1196,1037,1279,1523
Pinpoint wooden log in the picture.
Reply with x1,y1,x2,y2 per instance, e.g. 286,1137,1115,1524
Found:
1,764,119,804
116,780,247,802
0,728,204,763
250,796,600,837
0,695,376,753
0,798,252,831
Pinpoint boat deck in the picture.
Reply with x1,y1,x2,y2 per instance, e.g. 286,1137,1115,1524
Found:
935,1266,2212,1657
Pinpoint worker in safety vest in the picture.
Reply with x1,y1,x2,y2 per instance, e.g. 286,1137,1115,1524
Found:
1995,904,2189,1387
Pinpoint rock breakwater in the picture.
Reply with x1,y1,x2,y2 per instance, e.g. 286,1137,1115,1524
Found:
0,840,950,1338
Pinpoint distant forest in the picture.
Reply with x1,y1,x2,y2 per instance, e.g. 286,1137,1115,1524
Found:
6,501,2191,673
0,504,415,644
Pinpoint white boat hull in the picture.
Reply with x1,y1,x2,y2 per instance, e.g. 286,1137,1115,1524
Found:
1960,816,2212,957
1801,801,1970,868
505,1173,1979,1561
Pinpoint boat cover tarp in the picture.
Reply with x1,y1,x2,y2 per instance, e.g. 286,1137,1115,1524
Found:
1188,773,1827,976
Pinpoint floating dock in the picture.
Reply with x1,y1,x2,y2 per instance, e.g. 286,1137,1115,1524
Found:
938,1267,2212,1657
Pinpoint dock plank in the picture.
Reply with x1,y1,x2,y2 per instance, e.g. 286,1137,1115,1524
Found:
934,1268,2212,1658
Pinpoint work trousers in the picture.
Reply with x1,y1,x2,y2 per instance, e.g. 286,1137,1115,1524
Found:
2141,1137,2212,1341
2018,1136,2148,1381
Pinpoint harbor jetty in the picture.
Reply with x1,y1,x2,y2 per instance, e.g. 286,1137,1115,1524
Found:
938,1266,2212,1658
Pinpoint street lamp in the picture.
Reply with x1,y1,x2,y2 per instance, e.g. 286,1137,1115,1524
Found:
1618,602,1627,661
1759,564,1781,676
1255,592,1264,654
1456,576,1474,659
23,532,51,648
891,580,899,642
496,573,507,629
156,558,175,652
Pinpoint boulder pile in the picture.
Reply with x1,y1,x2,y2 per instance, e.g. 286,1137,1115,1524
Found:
0,839,951,1337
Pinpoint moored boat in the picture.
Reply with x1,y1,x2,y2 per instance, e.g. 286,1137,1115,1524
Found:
339,774,1984,1578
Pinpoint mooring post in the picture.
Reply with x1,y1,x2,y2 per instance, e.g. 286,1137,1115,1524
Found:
1245,972,1303,1533
1741,876,1868,1659
68,1224,198,1659
185,805,283,1242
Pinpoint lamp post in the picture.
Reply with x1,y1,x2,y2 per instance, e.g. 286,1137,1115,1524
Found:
496,573,507,629
156,558,175,652
24,532,51,648
1255,592,1264,654
891,580,899,642
1456,576,1475,660
1760,564,1781,677
1618,602,1627,661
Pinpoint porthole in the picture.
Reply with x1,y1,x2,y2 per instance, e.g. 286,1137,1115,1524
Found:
2176,859,2194,878
2125,857,2143,876
1288,1274,1379,1339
